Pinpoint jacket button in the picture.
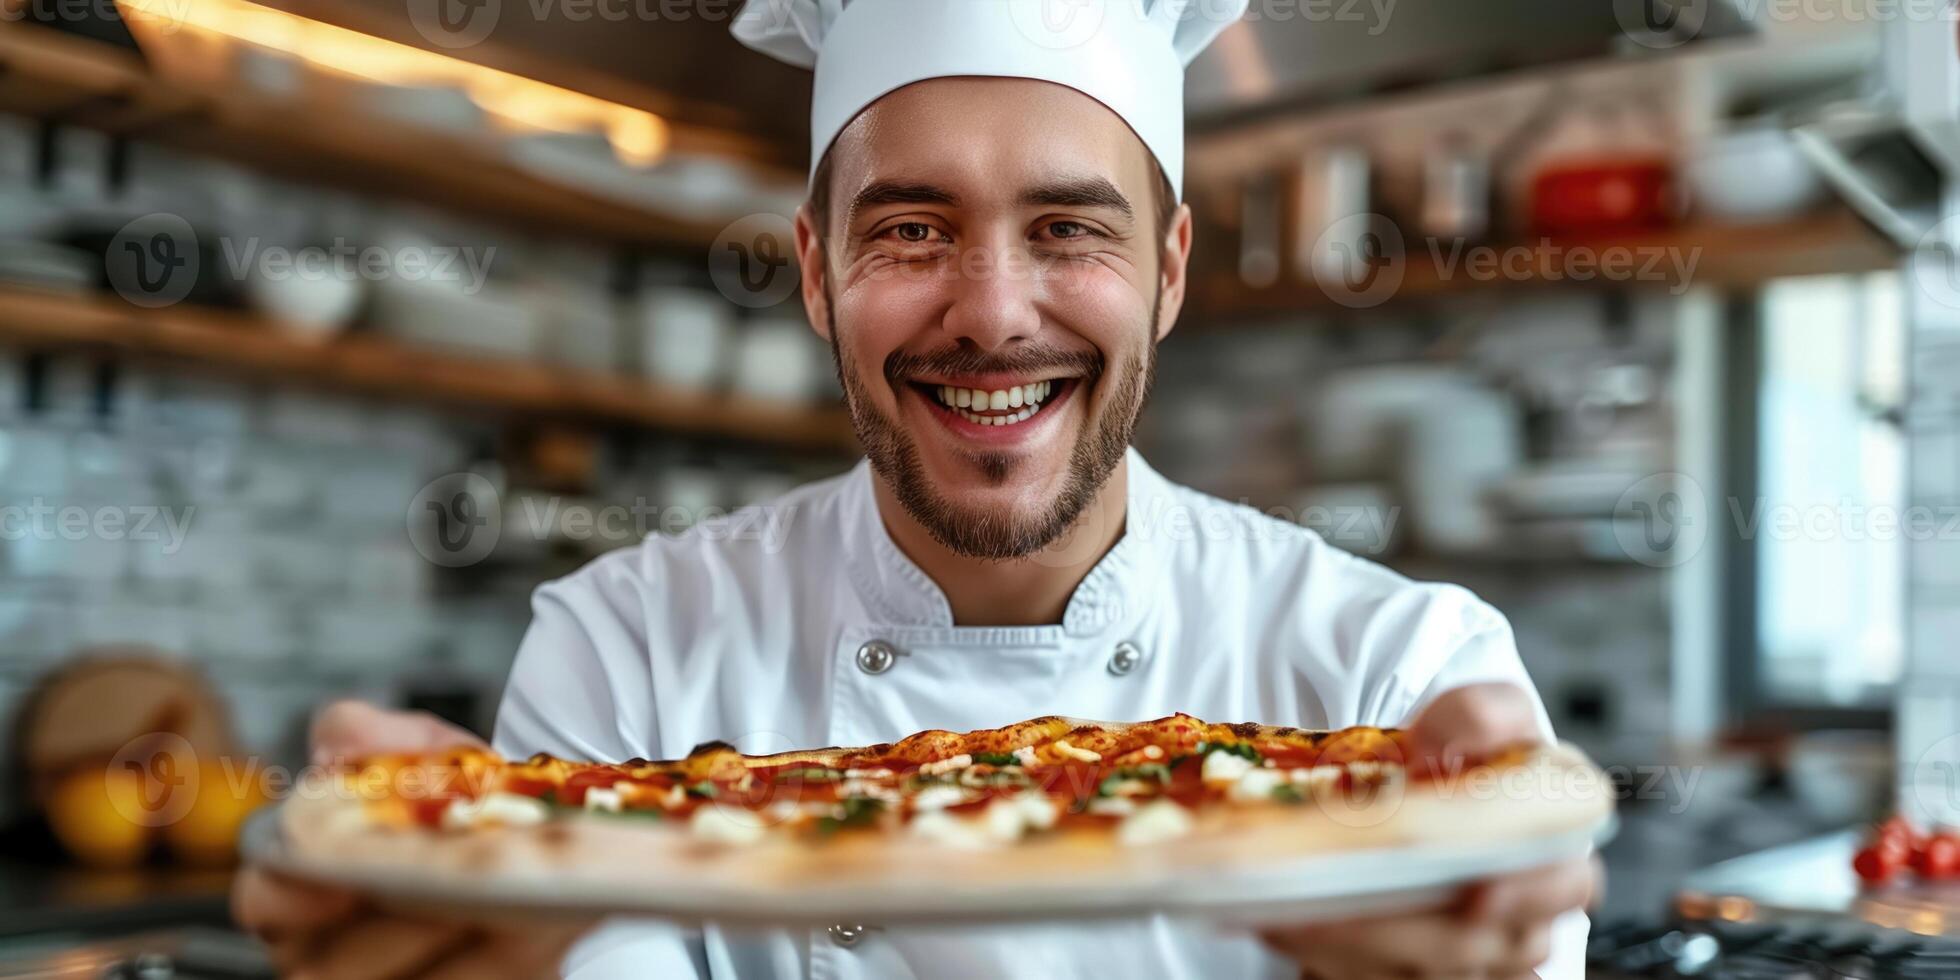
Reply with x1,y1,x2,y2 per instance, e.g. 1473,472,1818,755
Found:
1107,641,1143,676
827,923,868,948
855,640,898,675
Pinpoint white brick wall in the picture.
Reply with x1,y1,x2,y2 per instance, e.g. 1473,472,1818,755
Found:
0,366,541,823
1900,248,1960,829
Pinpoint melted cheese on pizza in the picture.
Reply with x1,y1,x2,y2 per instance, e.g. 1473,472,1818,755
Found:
339,713,1511,846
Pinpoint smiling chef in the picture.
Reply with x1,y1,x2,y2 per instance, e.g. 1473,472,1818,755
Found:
234,0,1598,976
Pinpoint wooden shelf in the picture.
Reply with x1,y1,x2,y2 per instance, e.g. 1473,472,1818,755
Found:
0,25,745,249
0,287,860,453
1192,209,1901,319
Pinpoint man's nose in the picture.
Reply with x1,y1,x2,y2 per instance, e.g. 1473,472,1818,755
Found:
939,240,1042,352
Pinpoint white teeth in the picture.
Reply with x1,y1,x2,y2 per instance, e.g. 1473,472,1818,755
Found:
930,381,1061,425
949,399,1045,427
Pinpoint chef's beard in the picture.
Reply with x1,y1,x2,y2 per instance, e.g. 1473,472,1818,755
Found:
829,303,1158,562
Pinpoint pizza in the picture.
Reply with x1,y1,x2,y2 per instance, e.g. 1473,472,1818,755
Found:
275,713,1612,922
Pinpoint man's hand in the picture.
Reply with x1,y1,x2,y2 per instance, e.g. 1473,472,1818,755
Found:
1258,684,1603,980
233,701,587,980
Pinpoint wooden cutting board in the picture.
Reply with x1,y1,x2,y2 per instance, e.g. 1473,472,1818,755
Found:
15,649,235,808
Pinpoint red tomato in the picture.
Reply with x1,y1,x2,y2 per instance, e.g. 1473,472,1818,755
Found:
409,796,452,828
500,775,556,800
1854,845,1898,885
1877,816,1921,849
1258,746,1319,770
1876,833,1913,868
1912,836,1960,880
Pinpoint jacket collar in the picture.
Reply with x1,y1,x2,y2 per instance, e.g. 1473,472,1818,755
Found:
839,448,1172,637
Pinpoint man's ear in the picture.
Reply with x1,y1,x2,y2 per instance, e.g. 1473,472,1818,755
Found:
795,202,832,342
1154,202,1193,343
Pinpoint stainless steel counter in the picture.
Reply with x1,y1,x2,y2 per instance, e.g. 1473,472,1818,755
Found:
1678,831,1960,937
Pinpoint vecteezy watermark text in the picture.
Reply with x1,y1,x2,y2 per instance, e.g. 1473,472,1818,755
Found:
1308,215,1705,309
517,496,801,551
2,0,194,31
0,500,195,554
1428,239,1702,294
220,238,498,296
403,0,1389,48
405,472,808,568
1615,0,1955,51
1238,0,1396,32
103,214,502,308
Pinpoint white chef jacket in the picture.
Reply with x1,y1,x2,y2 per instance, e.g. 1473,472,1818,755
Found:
493,449,1588,979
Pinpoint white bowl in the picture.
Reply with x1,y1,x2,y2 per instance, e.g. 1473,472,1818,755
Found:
1788,730,1893,826
1686,127,1827,223
247,270,365,340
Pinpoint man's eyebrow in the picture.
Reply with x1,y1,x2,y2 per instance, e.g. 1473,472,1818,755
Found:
849,180,961,216
1020,177,1133,219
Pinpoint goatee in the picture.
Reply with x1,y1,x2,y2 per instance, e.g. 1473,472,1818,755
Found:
829,310,1157,561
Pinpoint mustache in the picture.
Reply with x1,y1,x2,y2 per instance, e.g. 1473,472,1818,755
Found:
884,345,1102,383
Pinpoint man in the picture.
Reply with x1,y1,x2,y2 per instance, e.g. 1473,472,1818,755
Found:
235,0,1599,976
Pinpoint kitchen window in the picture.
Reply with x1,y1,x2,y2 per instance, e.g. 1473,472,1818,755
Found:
1731,271,1908,719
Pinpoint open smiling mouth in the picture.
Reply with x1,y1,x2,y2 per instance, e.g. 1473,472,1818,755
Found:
908,379,1080,428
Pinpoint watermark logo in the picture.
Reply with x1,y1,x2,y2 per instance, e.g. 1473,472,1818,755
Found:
407,472,503,567
1908,732,1960,824
407,0,502,48
1313,753,1409,830
107,213,200,309
1313,214,1406,309
1612,472,1710,567
1028,489,1125,570
115,0,193,30
1008,0,1107,50
710,213,800,308
107,733,200,828
1910,213,1960,311
1613,0,1712,49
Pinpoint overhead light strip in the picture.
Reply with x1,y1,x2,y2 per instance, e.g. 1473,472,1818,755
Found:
116,0,669,165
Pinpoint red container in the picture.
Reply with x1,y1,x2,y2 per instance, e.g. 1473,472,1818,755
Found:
1529,158,1677,238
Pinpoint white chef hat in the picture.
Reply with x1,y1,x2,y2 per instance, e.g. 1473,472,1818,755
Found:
731,0,1245,199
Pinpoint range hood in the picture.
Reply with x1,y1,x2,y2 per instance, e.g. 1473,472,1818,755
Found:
1183,0,1758,129
1789,11,1960,245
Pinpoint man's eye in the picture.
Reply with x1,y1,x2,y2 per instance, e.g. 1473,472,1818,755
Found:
1046,221,1090,240
894,223,935,243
